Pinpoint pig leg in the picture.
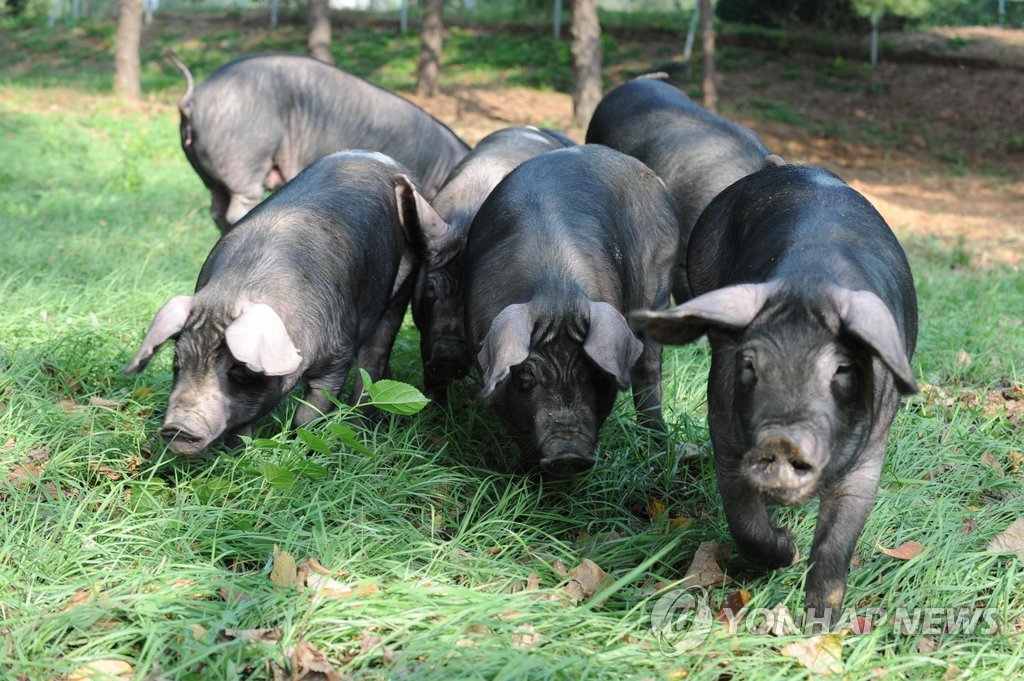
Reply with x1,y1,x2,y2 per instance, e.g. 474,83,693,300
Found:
715,456,799,569
805,450,884,624
295,358,354,426
353,257,417,400
630,338,665,432
210,187,232,234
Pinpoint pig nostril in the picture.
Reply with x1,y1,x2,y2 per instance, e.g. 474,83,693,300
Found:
160,427,200,445
790,459,814,473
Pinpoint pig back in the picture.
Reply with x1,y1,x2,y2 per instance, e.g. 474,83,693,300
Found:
195,152,412,346
463,145,678,344
190,54,469,198
686,164,918,350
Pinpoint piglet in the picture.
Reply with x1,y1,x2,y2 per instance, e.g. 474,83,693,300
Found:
631,162,918,620
125,151,441,454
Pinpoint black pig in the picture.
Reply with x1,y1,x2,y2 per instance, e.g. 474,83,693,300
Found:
410,126,573,400
631,163,918,620
464,145,678,477
169,53,470,233
585,76,772,301
125,151,437,454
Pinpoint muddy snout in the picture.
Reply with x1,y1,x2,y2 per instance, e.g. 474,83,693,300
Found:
742,432,821,504
538,431,596,478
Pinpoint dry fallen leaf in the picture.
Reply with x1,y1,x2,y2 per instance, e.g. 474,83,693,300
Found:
648,496,668,520
917,635,939,654
270,545,298,587
880,540,925,560
717,588,751,623
220,627,281,643
563,558,610,605
87,396,121,409
67,660,132,681
682,541,728,589
986,517,1024,560
552,558,568,577
289,640,342,681
360,631,397,665
91,465,122,481
780,633,844,675
523,574,540,592
511,623,542,649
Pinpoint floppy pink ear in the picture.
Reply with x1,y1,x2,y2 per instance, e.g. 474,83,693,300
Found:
224,303,302,376
834,288,918,395
630,282,779,345
124,295,193,374
583,301,643,390
477,303,533,401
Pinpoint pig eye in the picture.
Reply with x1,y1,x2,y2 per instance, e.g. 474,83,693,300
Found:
425,277,439,301
739,355,756,382
514,366,536,392
228,361,262,385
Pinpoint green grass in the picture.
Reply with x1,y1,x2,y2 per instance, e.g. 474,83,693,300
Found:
2,19,1024,681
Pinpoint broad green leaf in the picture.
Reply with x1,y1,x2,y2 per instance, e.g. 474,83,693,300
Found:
290,459,329,481
260,461,296,490
366,379,429,415
295,427,331,455
327,421,374,456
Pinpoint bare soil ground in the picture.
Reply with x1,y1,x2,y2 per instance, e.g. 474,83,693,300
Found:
403,25,1024,268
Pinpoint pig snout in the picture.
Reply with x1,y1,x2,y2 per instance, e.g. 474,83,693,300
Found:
538,414,597,478
159,421,210,455
742,430,822,505
425,338,470,383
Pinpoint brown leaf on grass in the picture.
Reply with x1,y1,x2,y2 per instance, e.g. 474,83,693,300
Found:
523,574,540,592
270,545,298,587
360,632,397,665
58,398,79,411
780,633,844,675
289,640,342,681
7,461,43,486
563,558,610,605
61,587,100,612
220,627,281,643
483,546,502,556
986,517,1024,560
917,635,939,654
980,452,1003,475
880,541,925,560
511,623,542,649
219,586,251,604
716,589,751,623
960,518,978,535
850,615,874,635
552,558,568,577
91,465,121,481
3,438,14,451
682,541,729,589
67,659,132,681
87,396,121,409
648,496,668,520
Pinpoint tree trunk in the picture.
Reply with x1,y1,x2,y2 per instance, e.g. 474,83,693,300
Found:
700,0,716,113
570,0,602,128
113,0,142,102
417,0,444,97
870,13,879,66
308,0,333,64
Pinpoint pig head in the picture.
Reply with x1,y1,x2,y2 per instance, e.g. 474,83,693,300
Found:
477,298,643,478
125,295,303,455
632,281,917,618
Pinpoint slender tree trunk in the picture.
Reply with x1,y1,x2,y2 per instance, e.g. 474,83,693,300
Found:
113,0,142,101
308,0,333,64
417,0,443,97
700,0,716,113
570,0,602,128
870,13,879,66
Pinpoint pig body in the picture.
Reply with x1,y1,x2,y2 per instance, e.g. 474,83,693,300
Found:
464,144,678,477
172,53,470,233
631,163,918,619
125,151,434,455
585,76,771,301
411,126,574,399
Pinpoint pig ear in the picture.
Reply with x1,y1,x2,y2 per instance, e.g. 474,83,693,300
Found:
224,303,302,377
477,303,533,402
584,301,644,390
395,174,453,260
124,295,193,375
629,283,779,345
834,288,918,395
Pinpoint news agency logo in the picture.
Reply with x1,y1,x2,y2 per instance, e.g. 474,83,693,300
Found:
650,585,715,654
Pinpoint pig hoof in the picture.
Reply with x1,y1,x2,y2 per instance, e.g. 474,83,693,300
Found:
539,451,595,478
